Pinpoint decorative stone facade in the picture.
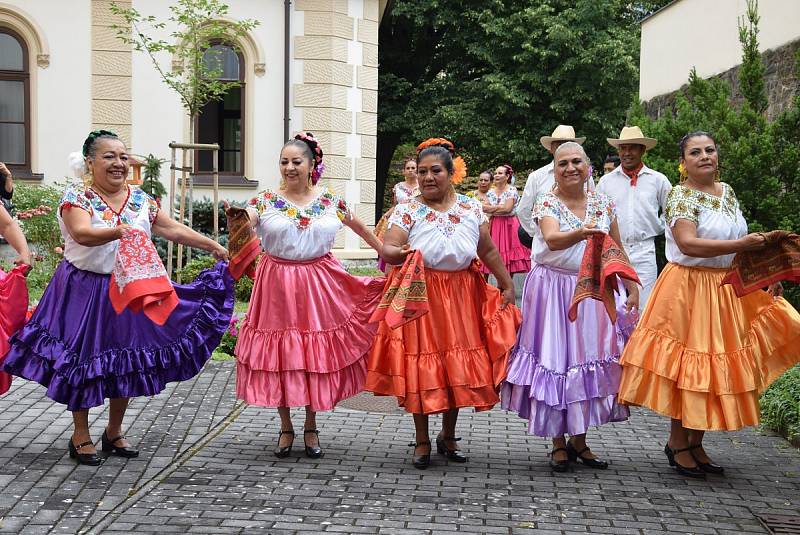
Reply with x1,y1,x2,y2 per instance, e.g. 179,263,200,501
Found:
641,39,800,121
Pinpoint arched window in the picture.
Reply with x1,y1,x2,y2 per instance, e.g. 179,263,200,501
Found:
196,44,245,175
0,27,30,171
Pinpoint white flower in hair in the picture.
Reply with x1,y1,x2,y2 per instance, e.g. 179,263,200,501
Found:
67,151,88,178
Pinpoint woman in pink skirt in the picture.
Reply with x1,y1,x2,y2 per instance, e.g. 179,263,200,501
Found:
482,164,531,275
234,133,384,459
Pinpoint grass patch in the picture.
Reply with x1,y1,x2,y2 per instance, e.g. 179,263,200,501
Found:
212,351,235,362
346,267,384,277
760,364,800,445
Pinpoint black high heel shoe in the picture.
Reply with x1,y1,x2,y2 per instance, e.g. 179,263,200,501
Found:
549,447,571,472
274,430,295,458
303,429,323,459
68,439,102,466
409,440,431,469
435,436,467,463
101,431,139,458
664,444,705,479
688,444,724,474
566,440,608,469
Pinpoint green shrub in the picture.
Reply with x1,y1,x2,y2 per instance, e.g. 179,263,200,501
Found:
760,365,800,443
176,254,254,302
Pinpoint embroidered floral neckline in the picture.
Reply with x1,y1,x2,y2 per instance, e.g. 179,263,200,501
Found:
399,194,483,238
254,189,347,229
670,183,738,220
541,191,611,230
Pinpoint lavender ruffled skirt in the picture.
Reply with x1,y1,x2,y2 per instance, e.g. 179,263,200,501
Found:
501,264,632,437
2,260,234,411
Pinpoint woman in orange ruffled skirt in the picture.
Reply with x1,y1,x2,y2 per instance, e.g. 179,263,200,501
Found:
618,132,800,478
366,139,521,469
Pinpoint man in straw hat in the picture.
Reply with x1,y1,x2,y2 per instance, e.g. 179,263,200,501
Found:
517,125,592,241
597,125,671,309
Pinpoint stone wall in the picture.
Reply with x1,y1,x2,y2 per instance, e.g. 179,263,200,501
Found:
641,38,799,120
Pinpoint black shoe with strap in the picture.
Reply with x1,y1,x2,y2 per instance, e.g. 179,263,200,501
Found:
664,444,706,479
101,430,139,458
688,444,724,474
274,430,295,458
549,447,571,472
566,440,608,469
435,436,467,463
409,440,431,469
303,429,323,459
68,439,102,466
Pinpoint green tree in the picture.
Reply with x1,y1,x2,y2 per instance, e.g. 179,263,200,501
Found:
377,0,672,218
110,0,257,145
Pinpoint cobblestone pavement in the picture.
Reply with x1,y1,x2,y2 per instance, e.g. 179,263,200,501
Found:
0,361,798,535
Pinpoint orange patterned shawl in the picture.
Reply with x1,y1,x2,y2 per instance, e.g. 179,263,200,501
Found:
369,250,428,328
569,233,640,324
226,206,261,281
721,230,800,297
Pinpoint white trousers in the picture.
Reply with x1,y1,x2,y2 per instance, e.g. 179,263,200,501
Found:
625,239,658,311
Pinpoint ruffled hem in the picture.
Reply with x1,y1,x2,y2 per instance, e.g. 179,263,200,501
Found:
365,267,521,414
501,392,629,437
236,359,366,412
504,347,624,408
234,292,381,373
619,291,800,430
3,264,234,410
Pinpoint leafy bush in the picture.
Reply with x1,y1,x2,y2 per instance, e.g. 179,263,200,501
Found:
176,254,254,302
760,365,800,444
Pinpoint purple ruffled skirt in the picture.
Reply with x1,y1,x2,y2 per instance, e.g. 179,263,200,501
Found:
501,264,631,437
2,260,235,411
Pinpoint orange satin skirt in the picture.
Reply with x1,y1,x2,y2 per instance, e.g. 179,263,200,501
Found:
618,263,800,431
365,264,521,414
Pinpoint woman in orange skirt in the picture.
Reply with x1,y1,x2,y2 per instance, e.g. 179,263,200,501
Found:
366,138,521,469
618,132,800,478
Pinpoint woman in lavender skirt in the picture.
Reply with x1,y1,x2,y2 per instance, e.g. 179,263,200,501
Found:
501,142,639,472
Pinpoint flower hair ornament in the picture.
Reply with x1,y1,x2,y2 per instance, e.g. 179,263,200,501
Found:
294,132,325,185
501,164,515,185
69,129,120,179
416,137,468,185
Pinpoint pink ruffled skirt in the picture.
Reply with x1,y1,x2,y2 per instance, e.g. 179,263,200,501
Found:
235,253,385,411
481,215,531,274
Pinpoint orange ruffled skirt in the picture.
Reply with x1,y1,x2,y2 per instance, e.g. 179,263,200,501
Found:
366,263,521,414
618,262,800,431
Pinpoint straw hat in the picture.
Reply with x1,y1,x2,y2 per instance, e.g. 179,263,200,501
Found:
539,125,586,151
607,126,657,150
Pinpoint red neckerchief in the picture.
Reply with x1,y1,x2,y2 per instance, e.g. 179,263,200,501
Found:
621,162,644,187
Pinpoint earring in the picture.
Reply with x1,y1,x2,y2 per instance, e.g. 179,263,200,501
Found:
714,168,721,182
678,162,688,183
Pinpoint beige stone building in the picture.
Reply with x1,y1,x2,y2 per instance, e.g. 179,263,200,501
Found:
639,0,800,118
0,0,391,257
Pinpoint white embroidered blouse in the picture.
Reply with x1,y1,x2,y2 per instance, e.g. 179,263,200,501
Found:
394,182,420,203
664,183,748,268
388,193,488,271
531,191,617,272
58,184,159,274
247,188,350,261
485,186,520,217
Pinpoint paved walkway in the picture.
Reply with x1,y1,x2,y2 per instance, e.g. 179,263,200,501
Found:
0,361,798,534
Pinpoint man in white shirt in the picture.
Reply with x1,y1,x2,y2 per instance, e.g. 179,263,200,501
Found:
518,125,593,240
597,126,672,309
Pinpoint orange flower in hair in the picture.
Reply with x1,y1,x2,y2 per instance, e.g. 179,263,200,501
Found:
451,156,467,185
416,137,455,155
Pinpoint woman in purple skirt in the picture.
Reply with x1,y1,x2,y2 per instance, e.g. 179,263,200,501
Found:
2,130,234,465
501,142,638,471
